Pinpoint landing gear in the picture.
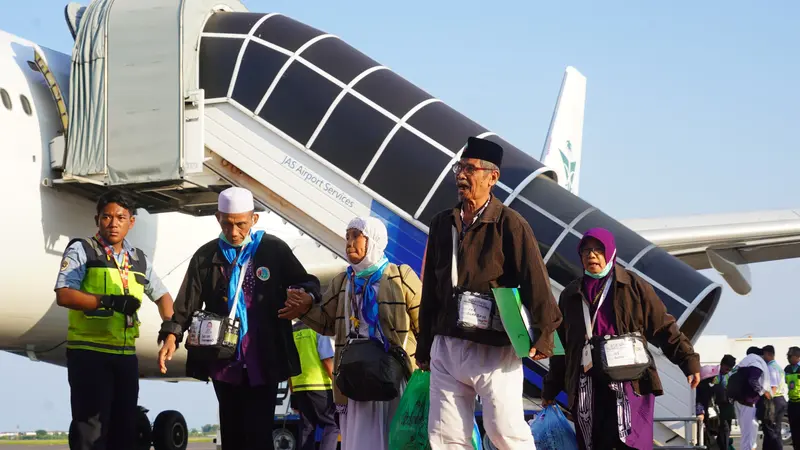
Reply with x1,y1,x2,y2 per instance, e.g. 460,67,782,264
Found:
136,407,152,450
135,406,188,450
153,410,189,450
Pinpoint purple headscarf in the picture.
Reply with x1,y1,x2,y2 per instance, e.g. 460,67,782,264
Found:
578,227,617,303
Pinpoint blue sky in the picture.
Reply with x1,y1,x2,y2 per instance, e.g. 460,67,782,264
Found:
1,0,798,431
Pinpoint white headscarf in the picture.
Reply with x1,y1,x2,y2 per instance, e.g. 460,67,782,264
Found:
346,216,388,273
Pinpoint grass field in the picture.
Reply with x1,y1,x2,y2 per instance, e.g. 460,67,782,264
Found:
0,437,214,446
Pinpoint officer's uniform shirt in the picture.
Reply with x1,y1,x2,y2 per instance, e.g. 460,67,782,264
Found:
317,335,334,361
54,238,169,301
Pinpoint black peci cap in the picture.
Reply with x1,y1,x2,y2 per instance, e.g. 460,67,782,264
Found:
462,137,503,167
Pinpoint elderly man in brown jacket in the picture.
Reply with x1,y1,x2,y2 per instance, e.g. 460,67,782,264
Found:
416,136,562,450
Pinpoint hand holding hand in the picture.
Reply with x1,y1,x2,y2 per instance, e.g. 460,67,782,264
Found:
158,335,177,374
278,288,313,320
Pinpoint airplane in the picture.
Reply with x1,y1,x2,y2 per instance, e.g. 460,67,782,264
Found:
2,1,800,449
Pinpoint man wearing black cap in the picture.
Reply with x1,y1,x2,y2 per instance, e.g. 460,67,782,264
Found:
714,354,737,450
417,136,562,449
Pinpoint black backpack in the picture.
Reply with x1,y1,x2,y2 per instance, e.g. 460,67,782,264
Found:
725,369,745,402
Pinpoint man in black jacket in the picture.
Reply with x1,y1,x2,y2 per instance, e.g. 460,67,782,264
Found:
157,187,321,450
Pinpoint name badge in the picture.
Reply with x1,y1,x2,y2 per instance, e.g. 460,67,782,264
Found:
458,293,493,330
603,337,650,368
200,319,222,346
582,342,593,372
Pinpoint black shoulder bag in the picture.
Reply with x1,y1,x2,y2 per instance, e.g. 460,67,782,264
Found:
583,276,653,382
184,259,249,362
334,275,409,402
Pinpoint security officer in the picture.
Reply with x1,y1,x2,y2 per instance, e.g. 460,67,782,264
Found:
763,345,788,450
786,346,800,449
54,189,174,450
290,320,339,450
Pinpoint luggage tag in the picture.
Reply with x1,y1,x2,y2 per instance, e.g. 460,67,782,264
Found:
457,292,493,330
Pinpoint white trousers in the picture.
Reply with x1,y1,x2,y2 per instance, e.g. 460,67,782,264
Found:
735,401,758,450
428,335,535,450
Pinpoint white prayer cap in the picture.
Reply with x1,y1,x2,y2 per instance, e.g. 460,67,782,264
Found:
218,187,254,214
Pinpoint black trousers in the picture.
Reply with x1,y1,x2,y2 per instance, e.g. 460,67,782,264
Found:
763,396,788,450
67,349,139,450
789,401,800,449
213,376,278,450
293,390,339,450
712,418,732,450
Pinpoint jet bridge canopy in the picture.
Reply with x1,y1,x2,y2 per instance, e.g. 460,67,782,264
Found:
58,0,246,214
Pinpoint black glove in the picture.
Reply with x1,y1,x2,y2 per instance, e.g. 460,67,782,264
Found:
100,295,141,316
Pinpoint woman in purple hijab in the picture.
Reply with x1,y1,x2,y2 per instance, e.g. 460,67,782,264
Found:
542,228,702,450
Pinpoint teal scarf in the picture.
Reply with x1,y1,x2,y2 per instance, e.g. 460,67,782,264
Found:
218,230,264,358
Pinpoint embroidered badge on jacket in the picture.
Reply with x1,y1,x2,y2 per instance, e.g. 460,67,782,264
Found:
256,266,270,281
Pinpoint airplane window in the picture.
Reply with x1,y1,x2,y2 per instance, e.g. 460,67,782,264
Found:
20,95,32,116
0,89,11,110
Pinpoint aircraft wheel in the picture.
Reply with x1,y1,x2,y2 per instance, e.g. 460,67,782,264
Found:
136,407,152,450
782,415,792,445
153,410,188,450
273,428,297,450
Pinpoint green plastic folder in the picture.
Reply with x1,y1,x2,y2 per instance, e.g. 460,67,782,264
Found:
492,287,565,358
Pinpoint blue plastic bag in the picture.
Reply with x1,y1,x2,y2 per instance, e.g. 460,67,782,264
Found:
530,405,578,450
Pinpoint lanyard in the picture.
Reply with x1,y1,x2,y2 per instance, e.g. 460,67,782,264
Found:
581,276,613,339
451,226,460,288
95,234,131,295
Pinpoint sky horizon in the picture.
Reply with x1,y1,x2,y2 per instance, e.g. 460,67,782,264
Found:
0,0,797,431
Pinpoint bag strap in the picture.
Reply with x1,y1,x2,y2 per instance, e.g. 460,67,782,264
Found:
344,276,351,336
228,259,250,321
581,276,613,339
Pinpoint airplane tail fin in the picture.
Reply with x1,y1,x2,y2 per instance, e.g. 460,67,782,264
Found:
539,66,587,196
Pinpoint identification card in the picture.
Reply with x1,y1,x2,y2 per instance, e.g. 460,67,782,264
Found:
582,343,593,372
457,293,493,330
200,319,222,346
603,338,637,368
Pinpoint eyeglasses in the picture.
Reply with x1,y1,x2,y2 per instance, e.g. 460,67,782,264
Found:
579,247,605,257
451,162,493,176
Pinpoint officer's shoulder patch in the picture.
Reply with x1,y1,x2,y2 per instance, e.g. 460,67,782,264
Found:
256,266,270,281
60,258,70,272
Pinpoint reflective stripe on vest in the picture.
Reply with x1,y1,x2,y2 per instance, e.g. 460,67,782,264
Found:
66,238,147,355
787,367,800,402
290,325,332,392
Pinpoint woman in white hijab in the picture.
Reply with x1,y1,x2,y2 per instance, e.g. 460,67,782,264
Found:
280,216,422,450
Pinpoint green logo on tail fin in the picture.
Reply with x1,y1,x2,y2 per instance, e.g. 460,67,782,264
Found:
558,140,577,192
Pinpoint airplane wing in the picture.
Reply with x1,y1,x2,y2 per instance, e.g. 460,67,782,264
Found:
623,209,800,295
